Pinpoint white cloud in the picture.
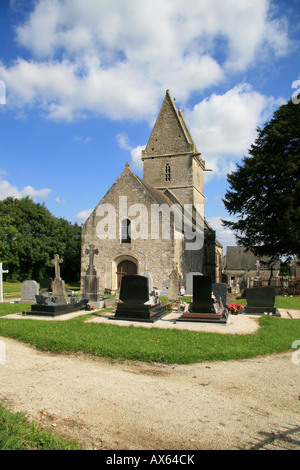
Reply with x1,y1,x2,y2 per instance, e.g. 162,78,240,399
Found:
0,0,290,121
0,171,51,201
185,83,282,180
55,196,66,203
130,145,145,172
74,135,94,144
207,216,237,248
116,133,132,151
116,133,145,172
75,208,93,224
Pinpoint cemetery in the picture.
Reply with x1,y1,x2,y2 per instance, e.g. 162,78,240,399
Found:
0,254,293,334
1,249,300,452
0,0,299,452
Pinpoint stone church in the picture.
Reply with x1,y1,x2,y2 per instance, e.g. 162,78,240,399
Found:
81,90,222,293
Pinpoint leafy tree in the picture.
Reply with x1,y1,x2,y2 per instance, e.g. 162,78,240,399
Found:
0,197,81,282
222,98,300,263
56,218,81,282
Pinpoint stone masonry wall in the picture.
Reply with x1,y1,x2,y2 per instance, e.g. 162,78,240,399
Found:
81,169,179,292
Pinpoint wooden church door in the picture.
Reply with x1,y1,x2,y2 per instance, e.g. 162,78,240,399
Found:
117,260,137,288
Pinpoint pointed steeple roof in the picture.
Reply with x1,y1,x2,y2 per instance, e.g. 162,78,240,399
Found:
143,90,197,158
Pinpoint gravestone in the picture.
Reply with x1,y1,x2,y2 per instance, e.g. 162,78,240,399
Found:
239,278,247,297
178,275,228,323
185,272,202,295
27,292,85,317
212,283,228,308
0,262,9,303
40,277,53,292
114,275,166,322
35,295,46,305
160,279,169,296
143,271,153,293
21,280,39,303
82,244,100,302
242,287,280,316
168,267,181,302
51,254,66,297
191,275,213,313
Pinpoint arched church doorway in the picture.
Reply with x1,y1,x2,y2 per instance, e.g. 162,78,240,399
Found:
117,260,137,288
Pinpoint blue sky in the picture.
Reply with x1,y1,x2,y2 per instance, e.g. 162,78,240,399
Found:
0,0,299,251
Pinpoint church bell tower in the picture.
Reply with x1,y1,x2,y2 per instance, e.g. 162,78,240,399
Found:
142,90,206,208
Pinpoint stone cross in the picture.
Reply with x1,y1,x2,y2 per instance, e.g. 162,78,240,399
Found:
85,244,98,275
255,260,260,276
0,262,9,303
51,254,63,280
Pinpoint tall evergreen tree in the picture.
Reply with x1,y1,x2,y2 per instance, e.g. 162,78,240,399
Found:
222,98,300,263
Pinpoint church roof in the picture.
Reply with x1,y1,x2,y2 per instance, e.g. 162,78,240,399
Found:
225,246,280,270
134,173,174,207
143,90,198,158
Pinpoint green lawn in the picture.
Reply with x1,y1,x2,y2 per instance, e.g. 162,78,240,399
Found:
0,403,83,450
0,303,32,317
0,302,300,364
1,300,300,450
236,296,300,310
3,282,22,293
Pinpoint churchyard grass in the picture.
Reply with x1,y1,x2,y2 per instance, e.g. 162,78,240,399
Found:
235,296,300,309
3,282,22,299
3,282,22,293
0,403,83,450
0,303,31,317
0,305,300,364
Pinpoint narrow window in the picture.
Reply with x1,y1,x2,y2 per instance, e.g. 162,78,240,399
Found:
121,218,131,243
165,163,171,182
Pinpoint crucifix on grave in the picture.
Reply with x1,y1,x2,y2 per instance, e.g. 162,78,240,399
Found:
0,262,9,303
116,266,127,289
51,254,65,297
51,254,63,280
82,245,100,302
85,244,99,276
255,260,261,278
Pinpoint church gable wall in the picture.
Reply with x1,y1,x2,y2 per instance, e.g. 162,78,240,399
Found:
81,169,180,291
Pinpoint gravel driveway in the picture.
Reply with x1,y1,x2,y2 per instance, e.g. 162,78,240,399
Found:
0,309,300,450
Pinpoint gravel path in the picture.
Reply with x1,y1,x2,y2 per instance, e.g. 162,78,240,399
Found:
0,310,300,450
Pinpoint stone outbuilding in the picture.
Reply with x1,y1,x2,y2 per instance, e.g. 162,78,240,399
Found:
223,246,280,292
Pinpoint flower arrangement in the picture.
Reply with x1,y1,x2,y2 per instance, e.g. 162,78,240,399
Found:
85,302,95,311
227,302,243,315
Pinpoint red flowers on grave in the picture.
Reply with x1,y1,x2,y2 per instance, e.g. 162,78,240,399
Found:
86,302,95,311
227,302,243,315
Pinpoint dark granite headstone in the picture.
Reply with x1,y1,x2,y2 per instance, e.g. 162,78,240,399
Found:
114,275,166,322
178,275,228,323
212,283,228,308
35,295,46,305
39,278,53,291
242,287,280,316
27,292,85,317
119,275,149,304
191,275,213,313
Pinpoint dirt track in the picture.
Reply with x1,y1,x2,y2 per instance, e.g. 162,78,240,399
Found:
1,334,300,450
